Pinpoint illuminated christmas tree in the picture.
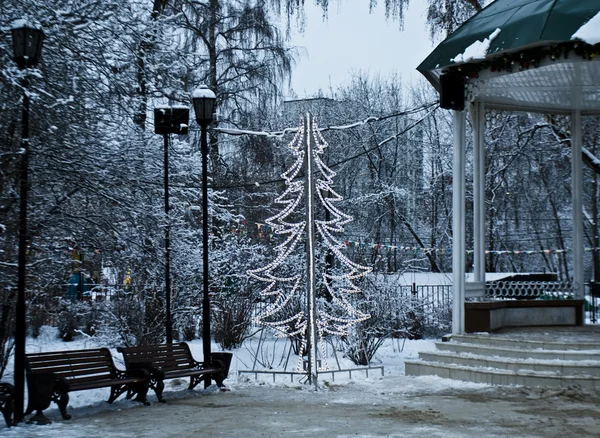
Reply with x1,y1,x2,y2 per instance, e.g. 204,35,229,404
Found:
248,114,371,380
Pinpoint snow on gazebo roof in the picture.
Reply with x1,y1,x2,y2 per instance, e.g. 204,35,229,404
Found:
418,0,600,114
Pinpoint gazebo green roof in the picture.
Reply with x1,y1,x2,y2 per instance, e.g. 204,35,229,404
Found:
417,0,600,114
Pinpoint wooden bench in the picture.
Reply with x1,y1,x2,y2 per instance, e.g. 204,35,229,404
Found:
0,382,14,427
117,343,227,403
25,348,150,423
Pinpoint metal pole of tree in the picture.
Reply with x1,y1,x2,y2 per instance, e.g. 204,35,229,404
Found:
192,85,216,389
303,113,318,390
11,19,44,424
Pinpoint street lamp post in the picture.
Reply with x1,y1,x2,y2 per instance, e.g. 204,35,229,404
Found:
192,85,216,389
11,19,44,424
154,106,189,344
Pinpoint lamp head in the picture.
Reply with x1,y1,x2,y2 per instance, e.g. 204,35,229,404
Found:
192,85,216,127
11,19,44,69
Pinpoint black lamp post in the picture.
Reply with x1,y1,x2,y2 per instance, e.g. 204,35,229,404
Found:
154,106,189,344
11,19,44,424
192,85,216,388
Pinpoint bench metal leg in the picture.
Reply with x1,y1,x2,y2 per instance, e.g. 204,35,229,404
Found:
108,384,125,404
56,392,71,420
188,376,199,390
0,383,15,427
153,379,165,403
0,400,14,427
27,410,52,425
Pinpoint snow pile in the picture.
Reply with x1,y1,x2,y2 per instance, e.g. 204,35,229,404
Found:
452,28,501,64
571,12,600,46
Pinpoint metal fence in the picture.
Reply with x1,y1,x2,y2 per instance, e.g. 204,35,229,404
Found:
250,281,600,330
380,284,453,330
483,280,599,323
485,281,574,299
251,283,454,334
31,280,600,333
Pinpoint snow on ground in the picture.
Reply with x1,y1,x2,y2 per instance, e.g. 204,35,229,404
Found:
1,327,473,422
2,327,600,437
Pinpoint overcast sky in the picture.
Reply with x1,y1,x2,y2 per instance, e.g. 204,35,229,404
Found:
287,1,435,98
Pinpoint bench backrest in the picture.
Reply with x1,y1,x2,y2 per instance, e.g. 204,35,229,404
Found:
119,343,198,372
25,348,118,384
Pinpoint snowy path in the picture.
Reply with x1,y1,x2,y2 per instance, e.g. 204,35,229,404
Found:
3,328,600,437
3,375,600,438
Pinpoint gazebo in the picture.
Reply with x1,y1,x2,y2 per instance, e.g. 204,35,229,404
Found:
417,0,600,333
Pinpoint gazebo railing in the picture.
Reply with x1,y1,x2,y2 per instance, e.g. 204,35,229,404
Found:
484,281,573,300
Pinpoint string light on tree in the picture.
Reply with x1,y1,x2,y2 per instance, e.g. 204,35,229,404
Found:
248,114,371,383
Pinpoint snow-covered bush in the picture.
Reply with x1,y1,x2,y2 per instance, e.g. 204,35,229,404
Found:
421,305,452,338
341,323,387,366
28,303,47,339
174,311,198,342
341,274,451,365
210,235,267,350
212,289,256,350
93,291,165,347
55,299,96,342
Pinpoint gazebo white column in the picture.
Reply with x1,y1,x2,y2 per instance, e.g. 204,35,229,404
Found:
473,101,486,285
572,108,584,300
452,110,466,334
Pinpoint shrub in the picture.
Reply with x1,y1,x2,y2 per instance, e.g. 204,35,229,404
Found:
212,291,256,350
94,290,165,347
174,311,197,342
28,303,46,338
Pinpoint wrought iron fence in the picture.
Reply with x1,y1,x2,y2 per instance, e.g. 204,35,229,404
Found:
251,283,453,335
388,284,452,329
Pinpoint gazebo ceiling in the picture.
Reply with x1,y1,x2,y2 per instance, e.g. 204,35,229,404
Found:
480,59,600,114
418,0,600,114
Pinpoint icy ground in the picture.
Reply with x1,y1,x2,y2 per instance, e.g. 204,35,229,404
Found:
2,327,600,437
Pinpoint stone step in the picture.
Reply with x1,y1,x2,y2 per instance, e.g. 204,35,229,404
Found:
418,351,600,376
404,359,600,389
449,334,600,351
435,341,600,361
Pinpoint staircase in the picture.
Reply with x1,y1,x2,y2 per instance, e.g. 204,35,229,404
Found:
404,333,600,388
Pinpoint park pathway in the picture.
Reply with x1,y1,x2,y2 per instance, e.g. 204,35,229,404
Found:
3,374,600,437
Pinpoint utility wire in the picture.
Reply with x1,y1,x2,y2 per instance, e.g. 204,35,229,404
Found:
212,103,440,190
211,101,439,138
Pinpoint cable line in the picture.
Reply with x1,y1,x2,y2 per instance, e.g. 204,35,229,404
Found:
212,104,440,190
